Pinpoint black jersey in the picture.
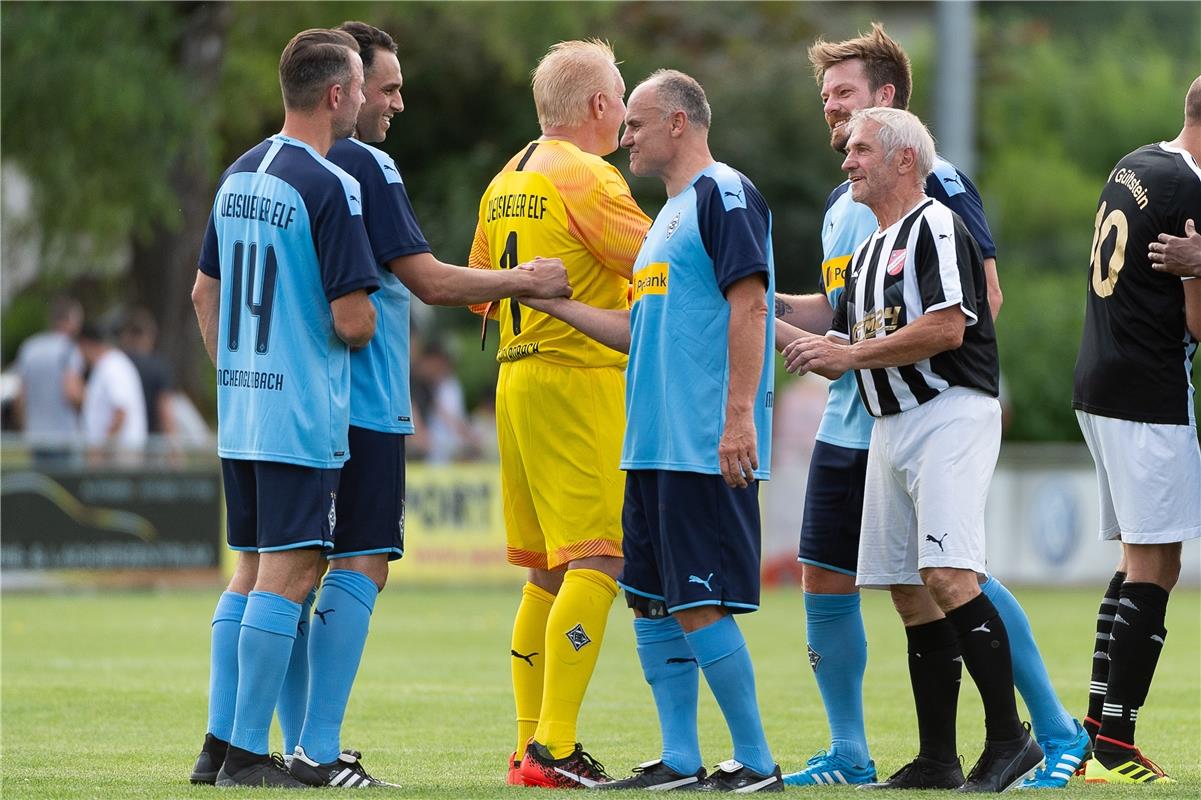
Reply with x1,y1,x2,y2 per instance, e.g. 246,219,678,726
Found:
1073,143,1201,425
831,198,998,417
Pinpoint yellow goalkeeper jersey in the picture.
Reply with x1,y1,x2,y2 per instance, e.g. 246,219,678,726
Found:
469,139,651,368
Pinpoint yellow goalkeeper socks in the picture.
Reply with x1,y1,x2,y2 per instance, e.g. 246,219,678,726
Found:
511,582,555,755
534,568,618,759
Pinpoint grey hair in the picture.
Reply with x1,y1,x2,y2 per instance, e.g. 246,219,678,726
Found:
845,106,935,177
643,69,711,128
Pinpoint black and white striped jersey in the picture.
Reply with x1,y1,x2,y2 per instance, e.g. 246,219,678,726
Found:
830,197,998,417
1072,143,1201,426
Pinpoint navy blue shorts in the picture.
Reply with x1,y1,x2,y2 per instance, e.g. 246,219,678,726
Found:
797,440,869,575
221,458,340,552
619,469,762,614
328,426,405,560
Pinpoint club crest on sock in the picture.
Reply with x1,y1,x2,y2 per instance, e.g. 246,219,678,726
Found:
565,623,592,651
807,643,822,671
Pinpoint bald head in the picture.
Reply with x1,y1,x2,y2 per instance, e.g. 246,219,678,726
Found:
1186,75,1201,127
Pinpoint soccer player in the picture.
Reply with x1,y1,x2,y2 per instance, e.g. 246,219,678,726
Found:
276,21,571,789
525,70,782,793
785,107,1043,793
188,29,380,788
1070,75,1201,784
773,24,1088,789
467,40,651,788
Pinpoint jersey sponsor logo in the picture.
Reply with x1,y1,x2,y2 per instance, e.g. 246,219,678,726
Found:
565,623,592,651
886,249,906,276
851,306,901,343
633,261,669,301
821,255,850,293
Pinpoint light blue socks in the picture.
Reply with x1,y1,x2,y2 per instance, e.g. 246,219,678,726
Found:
981,576,1076,741
685,615,775,776
635,616,703,775
206,591,247,741
804,592,871,766
276,585,316,754
229,591,302,755
297,570,379,763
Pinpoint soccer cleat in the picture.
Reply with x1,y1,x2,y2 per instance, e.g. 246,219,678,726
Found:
289,746,399,788
1019,719,1092,788
516,740,612,788
784,750,877,786
859,755,965,790
507,750,524,786
595,759,707,791
189,733,228,785
958,729,1043,792
694,760,783,793
1083,738,1171,784
214,751,308,788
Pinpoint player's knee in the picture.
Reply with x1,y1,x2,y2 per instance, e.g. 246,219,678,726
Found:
625,591,669,619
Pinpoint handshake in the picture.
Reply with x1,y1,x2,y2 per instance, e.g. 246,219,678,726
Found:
515,256,572,313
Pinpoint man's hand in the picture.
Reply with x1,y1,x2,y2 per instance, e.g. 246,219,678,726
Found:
718,409,758,489
516,294,568,315
517,256,572,299
1150,218,1201,278
782,336,853,379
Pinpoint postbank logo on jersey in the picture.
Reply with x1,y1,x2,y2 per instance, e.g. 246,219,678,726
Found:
822,255,850,294
633,262,669,302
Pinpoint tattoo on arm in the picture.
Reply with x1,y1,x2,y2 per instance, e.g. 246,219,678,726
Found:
774,298,793,319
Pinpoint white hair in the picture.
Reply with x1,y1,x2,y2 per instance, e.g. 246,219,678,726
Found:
844,106,935,178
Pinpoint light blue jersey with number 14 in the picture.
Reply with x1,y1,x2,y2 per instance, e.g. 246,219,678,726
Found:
199,134,379,468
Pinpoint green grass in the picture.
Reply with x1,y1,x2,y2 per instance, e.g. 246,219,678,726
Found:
1,585,1197,798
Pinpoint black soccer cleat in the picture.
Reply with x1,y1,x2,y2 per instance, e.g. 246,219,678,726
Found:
958,729,1043,792
189,733,228,785
694,760,783,793
859,755,965,790
595,759,707,791
289,746,399,788
214,750,309,788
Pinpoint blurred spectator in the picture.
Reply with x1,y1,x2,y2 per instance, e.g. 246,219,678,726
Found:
414,341,479,463
119,307,178,437
12,295,85,460
77,323,147,454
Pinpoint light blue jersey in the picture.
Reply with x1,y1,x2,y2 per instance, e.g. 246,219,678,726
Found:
199,135,379,468
327,138,431,435
623,163,775,479
816,156,998,450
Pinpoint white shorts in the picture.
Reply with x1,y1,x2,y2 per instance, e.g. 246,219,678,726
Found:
1075,410,1201,544
857,387,1001,588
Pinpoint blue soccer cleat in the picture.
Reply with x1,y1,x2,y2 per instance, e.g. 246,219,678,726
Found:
1020,719,1093,789
783,750,877,786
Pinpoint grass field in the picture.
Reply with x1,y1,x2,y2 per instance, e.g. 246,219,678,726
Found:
1,584,1197,798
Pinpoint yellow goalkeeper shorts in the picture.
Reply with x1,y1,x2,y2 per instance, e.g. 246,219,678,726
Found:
495,358,625,570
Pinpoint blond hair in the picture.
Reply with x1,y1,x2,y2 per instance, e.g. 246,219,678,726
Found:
532,39,619,129
808,23,912,111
